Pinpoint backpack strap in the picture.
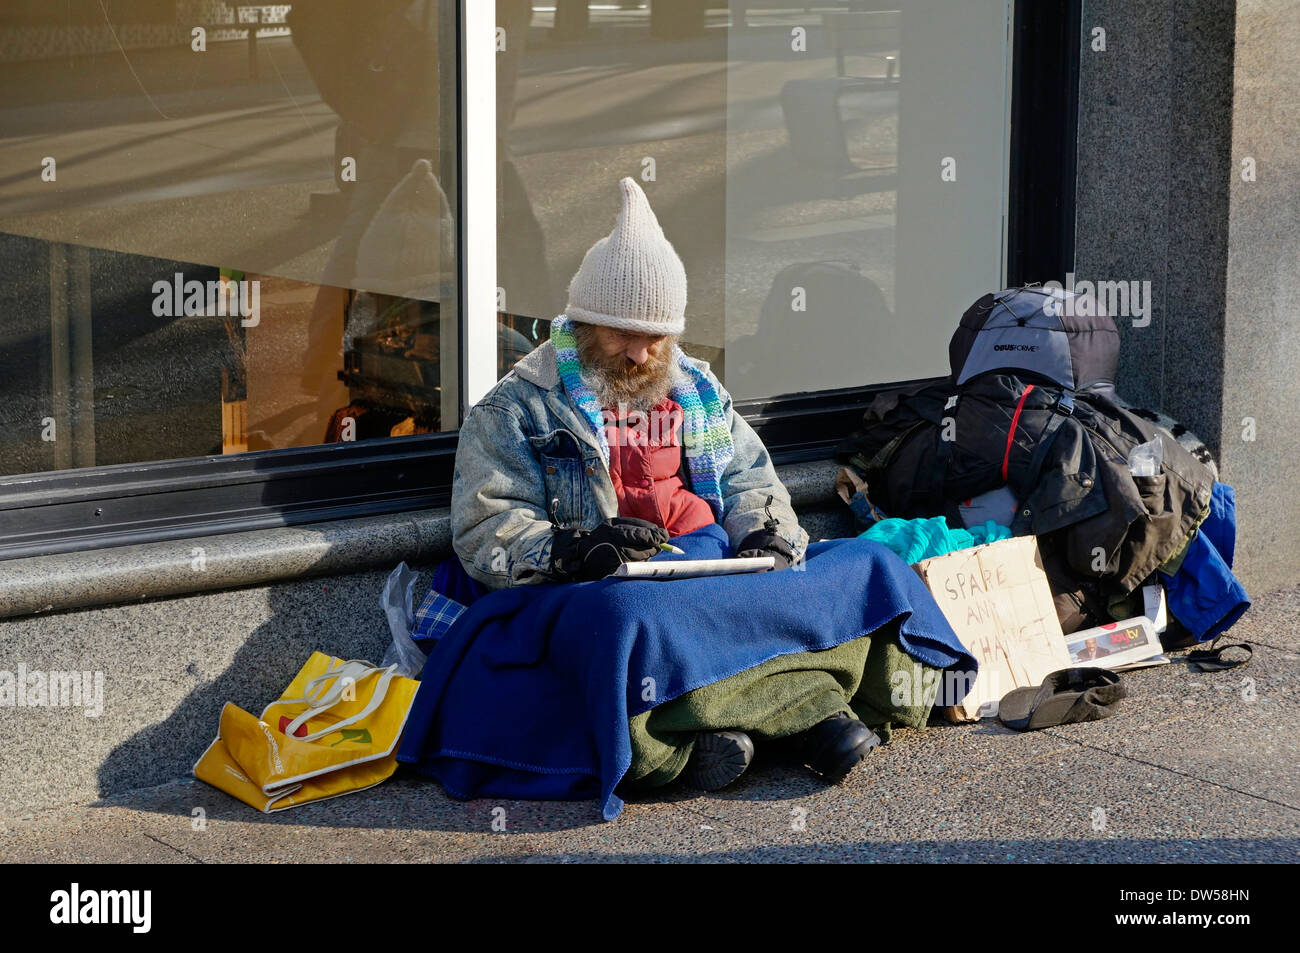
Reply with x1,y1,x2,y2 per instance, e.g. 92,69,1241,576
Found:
1021,388,1076,495
1187,640,1253,672
919,393,959,516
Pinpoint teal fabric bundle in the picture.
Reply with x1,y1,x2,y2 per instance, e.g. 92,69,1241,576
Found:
549,313,734,520
859,516,1013,564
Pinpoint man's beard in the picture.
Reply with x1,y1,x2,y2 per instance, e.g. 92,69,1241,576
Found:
572,323,682,413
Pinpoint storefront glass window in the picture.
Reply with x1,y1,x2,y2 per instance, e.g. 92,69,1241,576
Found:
496,1,1013,399
0,0,459,478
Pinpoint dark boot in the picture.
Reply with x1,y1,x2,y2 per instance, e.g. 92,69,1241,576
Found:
797,712,880,783
682,730,755,791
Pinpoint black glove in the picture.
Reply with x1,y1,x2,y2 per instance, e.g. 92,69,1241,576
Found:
736,529,796,571
549,517,670,582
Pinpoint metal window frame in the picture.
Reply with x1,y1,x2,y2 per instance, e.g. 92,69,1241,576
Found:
0,0,1080,562
1006,0,1082,286
459,0,498,414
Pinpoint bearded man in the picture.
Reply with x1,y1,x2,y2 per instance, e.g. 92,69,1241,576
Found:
447,178,963,797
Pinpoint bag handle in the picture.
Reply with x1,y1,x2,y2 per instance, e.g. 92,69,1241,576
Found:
282,659,398,743
288,663,396,743
297,659,378,708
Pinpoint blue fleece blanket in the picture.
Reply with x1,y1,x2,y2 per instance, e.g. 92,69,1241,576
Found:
396,524,976,820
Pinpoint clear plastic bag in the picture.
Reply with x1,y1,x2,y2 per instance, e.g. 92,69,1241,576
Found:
379,561,427,679
1127,436,1164,478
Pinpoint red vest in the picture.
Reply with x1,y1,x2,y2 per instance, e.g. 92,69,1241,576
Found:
603,396,716,538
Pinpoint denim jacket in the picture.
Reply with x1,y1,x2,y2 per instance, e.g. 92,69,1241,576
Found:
451,339,809,588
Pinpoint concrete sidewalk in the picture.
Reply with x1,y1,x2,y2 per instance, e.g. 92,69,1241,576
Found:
4,587,1297,864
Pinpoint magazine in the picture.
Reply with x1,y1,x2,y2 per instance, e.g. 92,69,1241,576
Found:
1064,616,1164,671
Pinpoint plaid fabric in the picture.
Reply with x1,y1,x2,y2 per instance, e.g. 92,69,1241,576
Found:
413,587,468,642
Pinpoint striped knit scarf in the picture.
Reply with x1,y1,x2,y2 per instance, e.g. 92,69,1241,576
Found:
549,313,733,520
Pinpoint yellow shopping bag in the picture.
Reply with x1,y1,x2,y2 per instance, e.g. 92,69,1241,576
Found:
194,653,419,812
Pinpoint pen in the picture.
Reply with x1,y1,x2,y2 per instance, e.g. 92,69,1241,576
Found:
658,542,686,555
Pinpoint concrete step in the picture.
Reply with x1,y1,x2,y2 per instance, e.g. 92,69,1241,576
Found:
0,566,401,818
0,460,857,817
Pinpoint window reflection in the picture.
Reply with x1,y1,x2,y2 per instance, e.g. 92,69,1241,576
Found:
496,1,1012,400
0,0,461,478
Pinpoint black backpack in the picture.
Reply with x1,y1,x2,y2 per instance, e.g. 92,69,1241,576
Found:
840,286,1123,521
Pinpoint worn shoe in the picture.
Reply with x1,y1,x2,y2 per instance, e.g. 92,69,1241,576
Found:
682,730,755,791
798,712,880,783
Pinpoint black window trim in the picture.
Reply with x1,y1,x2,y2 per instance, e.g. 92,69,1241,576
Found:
0,0,1080,562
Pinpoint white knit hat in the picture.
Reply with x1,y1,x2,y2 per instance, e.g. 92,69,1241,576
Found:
564,177,687,336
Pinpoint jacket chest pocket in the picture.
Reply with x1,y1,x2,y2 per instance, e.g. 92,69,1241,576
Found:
1132,472,1168,518
529,428,597,528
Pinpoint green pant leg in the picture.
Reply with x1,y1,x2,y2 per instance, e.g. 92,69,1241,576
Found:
849,618,942,742
624,637,873,789
625,620,950,790
624,710,692,790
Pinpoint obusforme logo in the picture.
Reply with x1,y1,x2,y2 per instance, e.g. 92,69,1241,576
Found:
49,883,151,933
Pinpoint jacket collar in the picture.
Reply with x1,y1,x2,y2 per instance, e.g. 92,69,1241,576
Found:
513,339,561,389
508,340,602,459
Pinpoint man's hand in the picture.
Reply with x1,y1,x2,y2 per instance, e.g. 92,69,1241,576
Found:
550,517,670,582
736,529,795,571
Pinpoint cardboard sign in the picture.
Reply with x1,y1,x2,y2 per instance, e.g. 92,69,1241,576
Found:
913,535,1069,720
